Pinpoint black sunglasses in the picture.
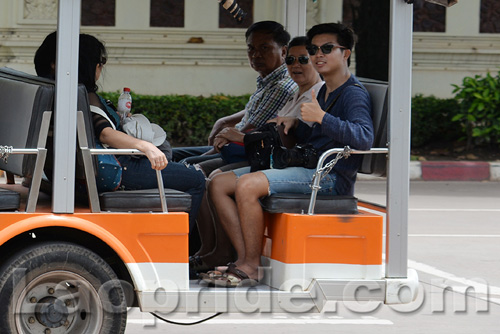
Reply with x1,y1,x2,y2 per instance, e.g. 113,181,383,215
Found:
285,55,309,65
306,43,347,56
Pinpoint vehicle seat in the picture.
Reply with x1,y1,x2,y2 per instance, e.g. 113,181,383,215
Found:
0,188,20,211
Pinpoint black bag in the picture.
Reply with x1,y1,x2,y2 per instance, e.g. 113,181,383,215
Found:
244,123,282,172
271,143,318,169
244,123,318,172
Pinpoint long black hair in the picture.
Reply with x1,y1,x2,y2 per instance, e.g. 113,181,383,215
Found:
78,34,107,93
34,32,107,93
34,31,57,79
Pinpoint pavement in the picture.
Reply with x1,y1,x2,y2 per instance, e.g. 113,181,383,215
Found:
358,160,500,181
409,160,500,181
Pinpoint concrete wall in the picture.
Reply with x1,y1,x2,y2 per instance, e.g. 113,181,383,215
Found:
0,0,498,98
412,0,500,98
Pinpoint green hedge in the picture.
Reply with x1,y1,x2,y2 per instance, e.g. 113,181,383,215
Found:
100,92,250,146
411,94,462,148
100,91,462,149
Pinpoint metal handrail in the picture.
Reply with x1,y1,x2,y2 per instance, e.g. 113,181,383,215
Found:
88,148,168,213
77,111,168,213
307,147,389,215
0,111,52,213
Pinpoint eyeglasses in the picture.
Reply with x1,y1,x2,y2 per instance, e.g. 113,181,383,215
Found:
100,56,107,65
306,43,347,56
285,55,309,65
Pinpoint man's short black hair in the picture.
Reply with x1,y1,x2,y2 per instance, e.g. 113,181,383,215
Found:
245,21,291,47
306,23,356,50
306,23,356,66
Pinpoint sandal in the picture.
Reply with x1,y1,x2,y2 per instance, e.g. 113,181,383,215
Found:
212,266,260,288
199,262,236,285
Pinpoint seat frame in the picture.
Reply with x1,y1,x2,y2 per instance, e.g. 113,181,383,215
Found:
0,67,54,212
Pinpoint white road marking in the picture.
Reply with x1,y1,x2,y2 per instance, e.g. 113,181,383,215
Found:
127,318,393,325
408,259,500,296
409,208,500,212
409,234,500,238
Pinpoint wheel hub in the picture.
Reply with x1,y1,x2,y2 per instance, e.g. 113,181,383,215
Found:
15,271,104,334
35,297,69,328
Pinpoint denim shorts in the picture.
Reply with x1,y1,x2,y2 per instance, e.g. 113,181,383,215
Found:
232,166,337,196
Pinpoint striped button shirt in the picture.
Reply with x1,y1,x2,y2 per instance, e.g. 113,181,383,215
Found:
235,63,298,131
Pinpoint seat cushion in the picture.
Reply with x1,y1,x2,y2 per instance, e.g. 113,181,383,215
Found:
260,193,358,214
99,188,191,212
0,188,20,211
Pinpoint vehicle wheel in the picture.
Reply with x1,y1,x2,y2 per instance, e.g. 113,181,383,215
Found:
0,241,127,334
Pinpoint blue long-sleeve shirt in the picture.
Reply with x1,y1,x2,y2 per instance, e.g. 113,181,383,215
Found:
295,75,374,195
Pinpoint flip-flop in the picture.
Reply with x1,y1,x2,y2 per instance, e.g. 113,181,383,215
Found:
199,270,224,281
199,262,237,285
212,266,260,288
215,262,237,274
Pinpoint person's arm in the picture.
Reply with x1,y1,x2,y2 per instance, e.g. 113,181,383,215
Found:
213,127,245,149
99,127,168,170
208,110,245,145
90,94,168,170
319,87,374,150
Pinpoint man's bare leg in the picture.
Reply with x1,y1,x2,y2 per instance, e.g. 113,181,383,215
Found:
209,172,246,262
232,172,269,281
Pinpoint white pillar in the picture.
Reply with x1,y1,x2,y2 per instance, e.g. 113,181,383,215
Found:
52,0,81,213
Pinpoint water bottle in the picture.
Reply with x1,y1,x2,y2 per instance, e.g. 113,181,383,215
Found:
117,87,132,121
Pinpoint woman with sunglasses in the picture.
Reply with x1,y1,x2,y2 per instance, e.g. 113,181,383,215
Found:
275,36,324,125
201,23,374,287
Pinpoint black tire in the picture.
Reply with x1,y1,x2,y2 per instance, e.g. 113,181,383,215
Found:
0,241,127,334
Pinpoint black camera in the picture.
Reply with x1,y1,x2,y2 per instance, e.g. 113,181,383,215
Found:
271,144,319,169
219,0,247,23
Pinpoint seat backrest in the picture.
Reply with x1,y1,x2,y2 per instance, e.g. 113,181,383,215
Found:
358,78,388,176
0,67,94,181
0,67,54,177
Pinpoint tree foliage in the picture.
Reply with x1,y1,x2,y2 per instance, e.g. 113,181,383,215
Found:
452,71,500,148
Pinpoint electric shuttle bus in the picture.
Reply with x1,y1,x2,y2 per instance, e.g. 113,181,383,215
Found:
0,0,457,332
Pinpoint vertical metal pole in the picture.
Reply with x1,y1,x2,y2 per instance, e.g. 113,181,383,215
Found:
386,0,413,278
283,0,307,38
52,0,81,213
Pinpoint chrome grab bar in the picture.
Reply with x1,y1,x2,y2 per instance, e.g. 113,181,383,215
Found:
308,147,389,215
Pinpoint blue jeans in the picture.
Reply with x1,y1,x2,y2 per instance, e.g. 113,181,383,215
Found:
232,166,337,196
172,146,220,164
117,156,206,231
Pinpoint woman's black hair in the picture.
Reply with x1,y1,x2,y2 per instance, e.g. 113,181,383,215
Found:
287,36,308,53
245,21,291,47
34,32,107,93
78,34,107,93
34,31,57,79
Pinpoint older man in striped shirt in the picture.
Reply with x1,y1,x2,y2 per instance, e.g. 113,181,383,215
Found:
172,21,297,175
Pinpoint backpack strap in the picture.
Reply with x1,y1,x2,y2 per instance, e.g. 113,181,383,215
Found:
90,105,116,130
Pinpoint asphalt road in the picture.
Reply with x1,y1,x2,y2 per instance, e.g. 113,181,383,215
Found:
125,181,500,334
